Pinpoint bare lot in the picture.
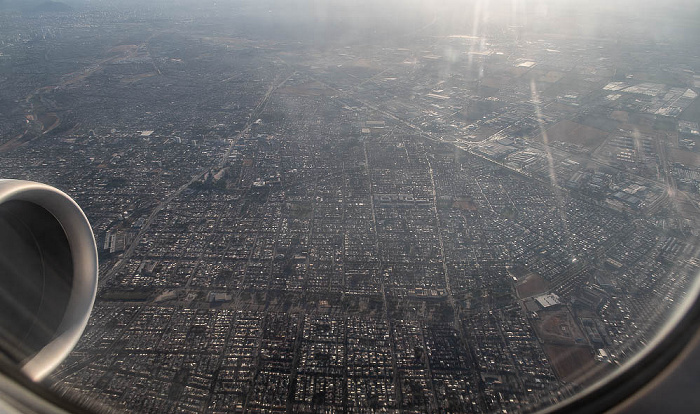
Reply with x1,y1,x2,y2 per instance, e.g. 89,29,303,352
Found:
543,120,609,151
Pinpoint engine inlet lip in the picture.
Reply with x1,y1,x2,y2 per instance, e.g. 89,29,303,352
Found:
0,180,98,382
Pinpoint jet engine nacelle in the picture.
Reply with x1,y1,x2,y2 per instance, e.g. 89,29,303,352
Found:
0,180,97,381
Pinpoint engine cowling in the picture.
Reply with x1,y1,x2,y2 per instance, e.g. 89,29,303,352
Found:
0,180,97,381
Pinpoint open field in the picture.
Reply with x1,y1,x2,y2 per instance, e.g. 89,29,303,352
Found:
39,112,60,133
452,198,478,211
669,148,700,168
610,110,629,123
544,344,596,384
543,120,609,151
535,308,586,344
516,272,549,298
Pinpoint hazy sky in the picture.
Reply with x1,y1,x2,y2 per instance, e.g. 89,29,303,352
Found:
3,0,699,49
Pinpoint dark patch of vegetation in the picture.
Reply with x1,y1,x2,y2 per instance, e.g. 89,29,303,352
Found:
288,201,313,218
100,289,152,301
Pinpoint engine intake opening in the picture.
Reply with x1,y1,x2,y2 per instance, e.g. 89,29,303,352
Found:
0,200,73,365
